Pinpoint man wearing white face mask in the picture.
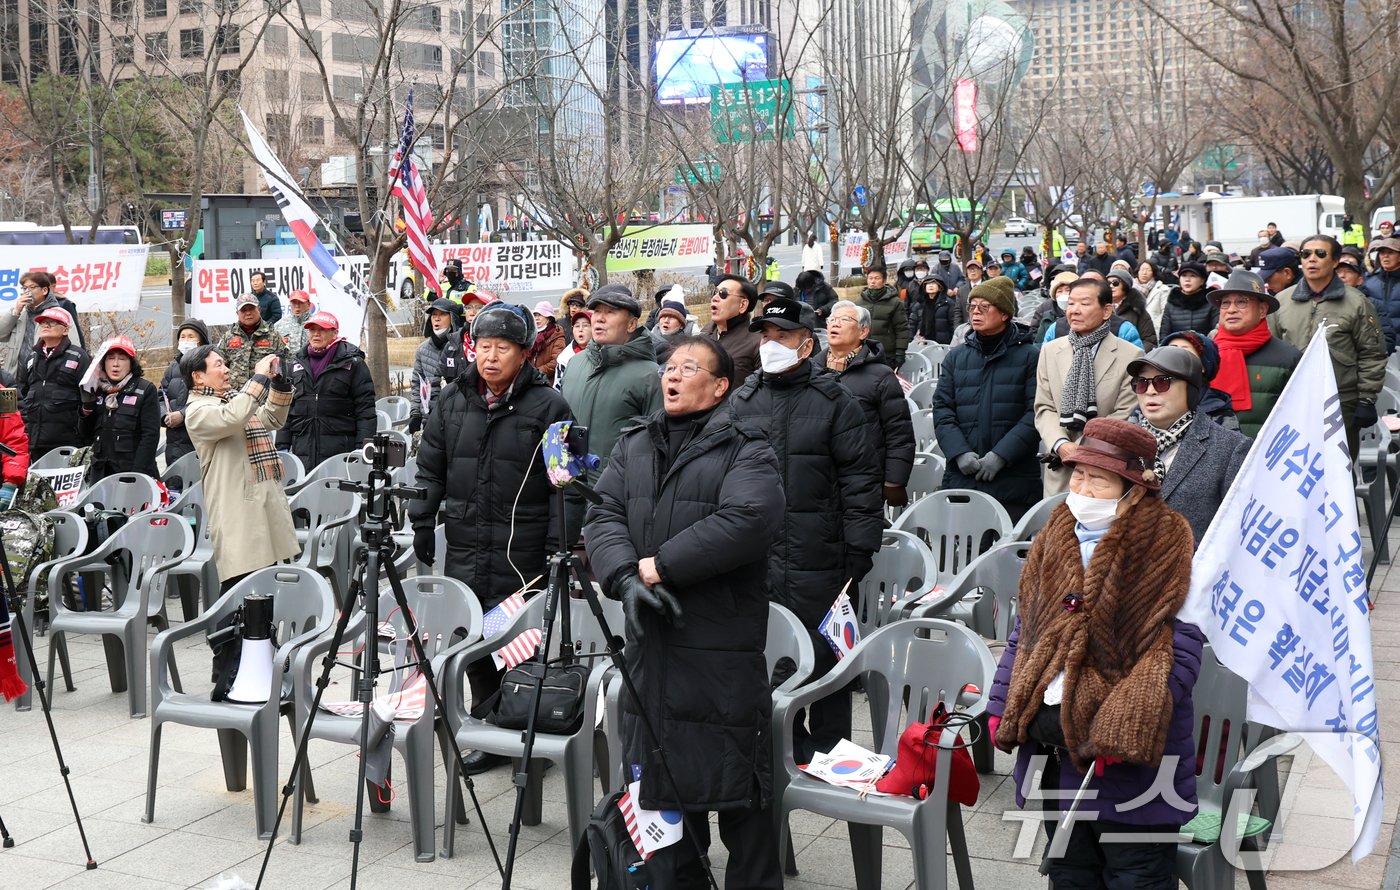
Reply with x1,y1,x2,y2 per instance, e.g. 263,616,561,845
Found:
1126,346,1249,544
1030,269,1079,342
158,318,210,465
731,297,883,761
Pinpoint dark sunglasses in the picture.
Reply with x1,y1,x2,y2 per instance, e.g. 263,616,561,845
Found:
1130,375,1177,394
1298,248,1333,259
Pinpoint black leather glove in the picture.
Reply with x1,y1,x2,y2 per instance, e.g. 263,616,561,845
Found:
618,574,685,641
847,552,874,584
642,583,684,628
975,453,1006,482
408,412,423,435
413,526,435,566
1354,399,1379,430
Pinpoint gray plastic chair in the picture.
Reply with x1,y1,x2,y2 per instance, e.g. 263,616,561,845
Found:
908,380,937,412
1010,491,1068,541
144,566,335,840
912,540,1031,773
72,472,164,516
904,452,945,504
278,451,305,490
286,451,369,497
159,451,201,496
900,352,933,385
376,395,412,427
910,407,937,451
1177,647,1294,890
287,478,360,600
29,446,80,472
775,619,996,890
375,409,392,432
857,529,938,640
44,512,194,717
288,575,482,862
14,511,86,711
165,483,218,620
892,489,1012,589
441,594,623,857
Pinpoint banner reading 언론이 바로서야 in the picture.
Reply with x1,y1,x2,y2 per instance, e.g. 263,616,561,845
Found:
605,225,715,273
189,256,368,337
0,243,148,313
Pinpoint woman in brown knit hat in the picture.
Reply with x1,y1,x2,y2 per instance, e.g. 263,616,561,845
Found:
987,416,1203,887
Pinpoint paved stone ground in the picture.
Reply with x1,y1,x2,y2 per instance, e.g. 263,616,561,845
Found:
0,532,1397,889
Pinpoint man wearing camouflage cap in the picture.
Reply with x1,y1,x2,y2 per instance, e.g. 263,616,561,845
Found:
219,294,284,390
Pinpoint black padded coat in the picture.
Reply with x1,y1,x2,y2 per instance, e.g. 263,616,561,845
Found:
410,363,573,607
83,376,161,480
17,337,90,454
276,340,378,470
585,406,784,810
813,340,915,487
729,361,883,627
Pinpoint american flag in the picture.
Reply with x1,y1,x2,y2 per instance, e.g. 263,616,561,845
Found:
896,374,914,396
322,674,427,720
616,788,652,860
484,592,544,669
389,88,441,299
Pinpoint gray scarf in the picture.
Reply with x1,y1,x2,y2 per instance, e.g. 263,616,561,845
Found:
1059,321,1110,430
1133,410,1195,480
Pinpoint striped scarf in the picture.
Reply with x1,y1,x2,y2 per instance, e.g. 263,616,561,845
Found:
195,386,283,484
1059,321,1110,431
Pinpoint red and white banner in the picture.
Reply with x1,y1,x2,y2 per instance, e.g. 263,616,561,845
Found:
190,257,369,338
955,79,979,152
0,244,148,312
841,232,911,266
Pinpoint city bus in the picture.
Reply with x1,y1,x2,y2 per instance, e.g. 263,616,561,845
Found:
909,199,984,253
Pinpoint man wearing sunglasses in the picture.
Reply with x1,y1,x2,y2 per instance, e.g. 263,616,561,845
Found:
1269,234,1388,459
701,274,762,382
1126,346,1250,544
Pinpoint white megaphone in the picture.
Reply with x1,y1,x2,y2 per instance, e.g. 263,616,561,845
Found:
225,594,276,705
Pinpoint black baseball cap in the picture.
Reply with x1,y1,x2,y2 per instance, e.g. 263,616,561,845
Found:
586,283,642,316
750,297,817,332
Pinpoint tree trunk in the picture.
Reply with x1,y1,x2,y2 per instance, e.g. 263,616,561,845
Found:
364,242,396,395
169,244,186,330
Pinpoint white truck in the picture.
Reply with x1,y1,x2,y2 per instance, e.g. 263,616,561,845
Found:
1176,191,1349,253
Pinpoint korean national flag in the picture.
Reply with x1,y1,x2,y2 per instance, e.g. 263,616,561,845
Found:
820,591,860,659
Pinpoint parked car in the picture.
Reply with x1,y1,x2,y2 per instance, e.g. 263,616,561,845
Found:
1003,216,1035,237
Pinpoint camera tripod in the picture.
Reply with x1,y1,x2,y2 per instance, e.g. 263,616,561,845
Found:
499,481,718,890
255,461,501,889
0,475,97,868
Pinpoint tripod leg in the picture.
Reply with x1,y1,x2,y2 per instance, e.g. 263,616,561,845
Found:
377,555,501,875
0,809,12,847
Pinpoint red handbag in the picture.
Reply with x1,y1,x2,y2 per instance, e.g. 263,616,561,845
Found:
874,702,980,806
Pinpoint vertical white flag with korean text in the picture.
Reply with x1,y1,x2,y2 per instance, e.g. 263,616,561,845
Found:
1183,327,1383,861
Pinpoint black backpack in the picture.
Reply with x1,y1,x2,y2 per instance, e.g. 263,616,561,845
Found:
570,791,652,890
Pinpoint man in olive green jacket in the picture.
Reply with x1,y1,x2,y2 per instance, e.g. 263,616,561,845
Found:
1268,235,1387,458
855,264,909,369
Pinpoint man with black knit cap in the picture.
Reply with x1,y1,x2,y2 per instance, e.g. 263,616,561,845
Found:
411,302,573,775
731,297,882,761
702,273,762,381
587,334,785,889
561,283,663,474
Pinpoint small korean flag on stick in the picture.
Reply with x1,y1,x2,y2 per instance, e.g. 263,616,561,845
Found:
820,581,860,660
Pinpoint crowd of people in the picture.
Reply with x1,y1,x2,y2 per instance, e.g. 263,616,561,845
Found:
5,221,1394,887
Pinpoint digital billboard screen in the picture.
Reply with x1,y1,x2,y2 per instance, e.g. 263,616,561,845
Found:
654,33,769,105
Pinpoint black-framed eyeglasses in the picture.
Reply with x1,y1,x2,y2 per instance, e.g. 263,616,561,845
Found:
1130,375,1177,394
662,363,715,378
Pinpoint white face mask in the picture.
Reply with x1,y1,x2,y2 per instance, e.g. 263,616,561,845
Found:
759,338,807,374
1056,293,1070,311
177,341,198,355
914,271,927,280
1066,490,1123,530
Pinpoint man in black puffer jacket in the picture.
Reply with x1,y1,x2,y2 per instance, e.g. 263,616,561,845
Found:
932,279,1042,519
1158,262,1219,339
411,303,573,775
814,300,915,506
731,298,882,760
277,311,377,470
586,335,785,888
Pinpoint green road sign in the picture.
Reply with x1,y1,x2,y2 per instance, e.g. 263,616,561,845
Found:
675,158,722,185
710,79,796,145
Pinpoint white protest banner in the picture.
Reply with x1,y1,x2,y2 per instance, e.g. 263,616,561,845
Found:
841,231,911,266
426,241,573,293
606,224,714,272
1183,326,1383,862
30,467,86,508
0,244,148,312
190,257,369,338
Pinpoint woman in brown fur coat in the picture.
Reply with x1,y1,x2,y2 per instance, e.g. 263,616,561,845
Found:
987,417,1204,888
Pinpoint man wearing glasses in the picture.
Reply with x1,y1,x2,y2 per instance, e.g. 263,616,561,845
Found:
586,335,786,889
1,271,83,374
1207,270,1301,439
1268,234,1388,459
1034,278,1143,495
701,274,762,382
1125,346,1249,544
